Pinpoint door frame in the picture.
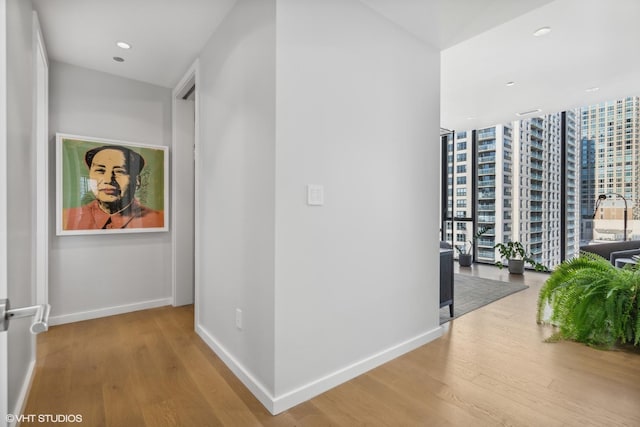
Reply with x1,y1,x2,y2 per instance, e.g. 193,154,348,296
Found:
171,60,200,316
0,0,9,421
33,11,48,307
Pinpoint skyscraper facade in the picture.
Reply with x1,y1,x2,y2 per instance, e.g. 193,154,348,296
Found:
580,136,596,242
513,112,580,266
444,111,579,268
565,111,580,259
580,97,640,241
475,125,513,263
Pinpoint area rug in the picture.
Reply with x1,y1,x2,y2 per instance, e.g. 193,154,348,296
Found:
440,274,529,324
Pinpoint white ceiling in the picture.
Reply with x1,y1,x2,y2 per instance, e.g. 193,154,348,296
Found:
440,0,640,131
32,0,640,131
31,0,236,88
360,0,554,50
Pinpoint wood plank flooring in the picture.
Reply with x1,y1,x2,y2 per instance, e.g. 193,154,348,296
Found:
22,265,640,426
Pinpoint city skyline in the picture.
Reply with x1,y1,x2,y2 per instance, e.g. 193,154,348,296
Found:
443,96,638,268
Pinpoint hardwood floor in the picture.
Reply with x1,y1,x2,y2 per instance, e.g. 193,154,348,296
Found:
23,265,640,426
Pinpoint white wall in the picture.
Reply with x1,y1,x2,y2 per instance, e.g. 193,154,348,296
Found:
196,0,276,398
5,0,35,416
195,0,441,414
48,61,173,323
273,0,441,406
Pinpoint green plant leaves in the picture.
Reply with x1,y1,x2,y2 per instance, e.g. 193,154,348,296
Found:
495,241,549,271
537,252,640,348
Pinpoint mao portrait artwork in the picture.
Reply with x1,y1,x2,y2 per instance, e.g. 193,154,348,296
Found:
57,135,168,235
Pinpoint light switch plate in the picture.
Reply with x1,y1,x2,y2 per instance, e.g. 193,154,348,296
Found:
307,185,324,206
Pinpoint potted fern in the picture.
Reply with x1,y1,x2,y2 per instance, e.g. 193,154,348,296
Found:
537,252,640,348
455,226,492,267
494,241,547,274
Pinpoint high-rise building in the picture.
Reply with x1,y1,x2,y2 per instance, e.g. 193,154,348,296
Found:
475,125,513,263
512,112,579,267
443,130,474,249
580,137,596,242
565,112,580,259
580,97,640,241
444,96,640,264
444,112,579,268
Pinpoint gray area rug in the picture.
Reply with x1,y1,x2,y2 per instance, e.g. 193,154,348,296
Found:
440,274,529,324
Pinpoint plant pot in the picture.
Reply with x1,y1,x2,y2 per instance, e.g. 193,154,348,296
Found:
458,254,473,267
508,259,525,274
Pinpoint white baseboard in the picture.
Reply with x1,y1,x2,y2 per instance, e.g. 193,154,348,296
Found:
195,324,275,412
9,353,36,427
271,326,443,414
196,322,444,415
48,297,172,326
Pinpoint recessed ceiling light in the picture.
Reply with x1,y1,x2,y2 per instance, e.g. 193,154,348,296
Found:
516,109,541,117
533,26,551,37
116,41,131,49
506,81,516,87
113,56,125,63
466,116,476,120
585,87,600,93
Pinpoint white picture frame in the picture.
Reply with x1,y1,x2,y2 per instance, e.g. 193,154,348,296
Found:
56,133,169,235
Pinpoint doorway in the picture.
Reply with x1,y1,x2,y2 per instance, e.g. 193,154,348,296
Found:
172,63,198,309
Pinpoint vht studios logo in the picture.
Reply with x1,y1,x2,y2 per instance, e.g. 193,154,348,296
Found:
6,413,83,423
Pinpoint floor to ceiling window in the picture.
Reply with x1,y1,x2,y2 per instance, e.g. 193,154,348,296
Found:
441,96,640,269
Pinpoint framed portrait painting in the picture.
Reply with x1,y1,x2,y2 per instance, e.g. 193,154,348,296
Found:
56,133,169,235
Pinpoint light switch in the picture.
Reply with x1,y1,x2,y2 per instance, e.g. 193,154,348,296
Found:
307,185,324,206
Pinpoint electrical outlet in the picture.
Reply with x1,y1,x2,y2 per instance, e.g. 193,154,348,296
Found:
235,308,242,330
